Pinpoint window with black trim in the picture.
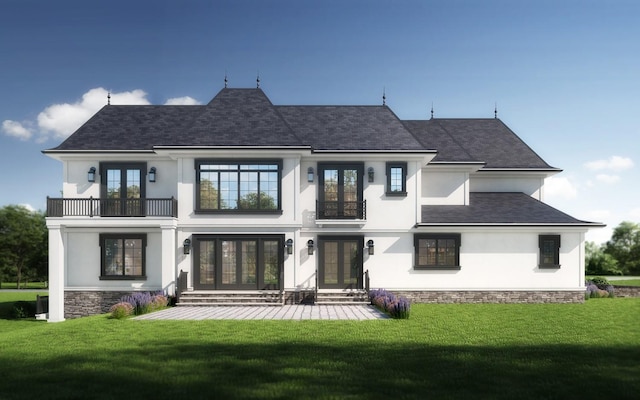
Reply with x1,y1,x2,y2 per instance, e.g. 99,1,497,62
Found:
539,235,561,268
414,233,461,269
196,160,282,213
100,162,146,216
100,234,146,279
386,162,407,196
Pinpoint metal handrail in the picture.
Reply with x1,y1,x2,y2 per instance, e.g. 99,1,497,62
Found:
316,200,366,220
363,269,370,293
176,270,188,303
46,196,177,217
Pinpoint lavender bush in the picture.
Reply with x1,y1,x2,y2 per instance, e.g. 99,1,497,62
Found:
369,288,411,319
585,278,614,299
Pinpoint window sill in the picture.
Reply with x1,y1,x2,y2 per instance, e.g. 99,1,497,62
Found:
386,192,407,197
100,276,147,281
414,265,461,271
538,264,561,269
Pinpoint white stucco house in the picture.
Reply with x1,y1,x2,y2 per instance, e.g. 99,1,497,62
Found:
43,87,603,321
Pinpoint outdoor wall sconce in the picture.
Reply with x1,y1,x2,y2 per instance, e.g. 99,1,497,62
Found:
367,167,374,183
307,239,315,255
307,167,314,182
148,167,157,183
183,238,191,255
367,239,375,255
286,238,294,255
87,167,96,183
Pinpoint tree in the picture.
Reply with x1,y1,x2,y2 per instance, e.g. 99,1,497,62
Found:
585,241,621,275
604,221,640,275
0,205,48,288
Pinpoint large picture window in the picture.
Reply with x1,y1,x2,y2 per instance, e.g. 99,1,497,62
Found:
539,235,561,268
414,233,461,269
100,234,146,279
196,160,282,213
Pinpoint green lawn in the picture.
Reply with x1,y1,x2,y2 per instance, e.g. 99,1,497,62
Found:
613,279,640,287
0,281,48,289
0,293,638,400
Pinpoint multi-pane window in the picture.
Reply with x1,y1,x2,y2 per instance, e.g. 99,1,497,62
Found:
100,162,146,216
414,234,461,269
386,162,407,196
539,235,561,268
100,234,146,279
196,161,281,212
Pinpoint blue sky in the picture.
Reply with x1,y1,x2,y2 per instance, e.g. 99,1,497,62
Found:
1,0,638,243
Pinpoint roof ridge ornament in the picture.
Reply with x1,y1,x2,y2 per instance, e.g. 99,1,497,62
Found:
224,71,228,88
107,91,111,106
494,102,498,119
382,87,386,106
257,71,260,88
431,102,434,119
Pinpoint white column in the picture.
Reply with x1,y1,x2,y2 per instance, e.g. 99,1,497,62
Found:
47,224,65,322
161,224,177,295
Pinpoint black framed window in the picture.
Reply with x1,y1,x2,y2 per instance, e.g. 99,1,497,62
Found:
100,234,146,280
386,162,407,196
100,162,146,216
196,160,282,213
539,235,561,268
414,233,461,269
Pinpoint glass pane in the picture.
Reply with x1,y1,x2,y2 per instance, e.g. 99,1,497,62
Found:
263,240,279,285
200,173,219,209
419,239,437,266
104,238,123,275
441,239,456,266
221,241,236,284
126,169,141,198
239,172,259,209
542,240,555,264
124,238,143,275
106,169,121,199
220,172,238,209
343,241,359,284
323,242,338,284
390,167,403,192
241,241,257,284
199,241,215,285
259,171,278,210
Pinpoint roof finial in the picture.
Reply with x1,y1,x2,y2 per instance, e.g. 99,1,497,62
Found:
382,87,386,106
256,71,260,88
494,102,498,119
224,71,228,88
107,91,111,106
430,102,434,119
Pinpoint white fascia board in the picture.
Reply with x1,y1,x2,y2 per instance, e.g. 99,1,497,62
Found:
414,223,605,229
477,168,563,178
45,217,178,229
42,150,155,162
425,162,485,173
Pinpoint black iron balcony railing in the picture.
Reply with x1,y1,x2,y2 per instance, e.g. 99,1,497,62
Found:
316,200,366,220
46,197,178,217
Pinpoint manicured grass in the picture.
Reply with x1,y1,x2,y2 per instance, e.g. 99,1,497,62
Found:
613,279,640,287
0,296,638,400
0,281,48,289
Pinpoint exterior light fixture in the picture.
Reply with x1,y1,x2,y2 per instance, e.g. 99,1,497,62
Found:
367,239,375,255
88,167,96,183
183,238,191,255
286,238,294,255
148,167,157,182
367,167,374,183
307,167,314,182
307,239,315,255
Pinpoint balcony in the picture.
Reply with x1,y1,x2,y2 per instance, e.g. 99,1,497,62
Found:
46,197,177,218
316,200,366,220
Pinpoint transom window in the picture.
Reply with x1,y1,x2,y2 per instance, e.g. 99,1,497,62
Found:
386,162,407,196
414,233,461,269
539,235,561,268
100,234,146,280
196,160,282,212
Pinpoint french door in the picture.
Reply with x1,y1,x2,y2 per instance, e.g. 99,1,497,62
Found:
100,163,146,216
318,236,363,289
318,163,364,219
193,235,283,290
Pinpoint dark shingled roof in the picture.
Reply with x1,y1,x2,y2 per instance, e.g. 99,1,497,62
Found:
405,119,557,169
277,106,425,151
420,192,601,225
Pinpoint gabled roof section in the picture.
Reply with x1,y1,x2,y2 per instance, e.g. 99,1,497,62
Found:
405,118,559,169
277,106,426,151
419,192,604,226
48,105,204,151
183,88,302,147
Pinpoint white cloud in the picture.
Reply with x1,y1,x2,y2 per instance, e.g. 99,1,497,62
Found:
586,226,613,245
18,203,36,212
629,208,640,219
584,156,634,172
164,96,201,105
2,120,33,140
595,174,621,184
585,209,611,221
544,176,578,200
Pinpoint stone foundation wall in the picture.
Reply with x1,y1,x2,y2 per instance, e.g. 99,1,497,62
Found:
392,290,585,304
65,291,131,319
612,286,640,298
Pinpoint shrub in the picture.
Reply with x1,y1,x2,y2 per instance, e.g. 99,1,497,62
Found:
10,301,36,319
585,279,614,299
590,276,611,288
369,288,411,319
119,291,169,316
109,302,134,319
